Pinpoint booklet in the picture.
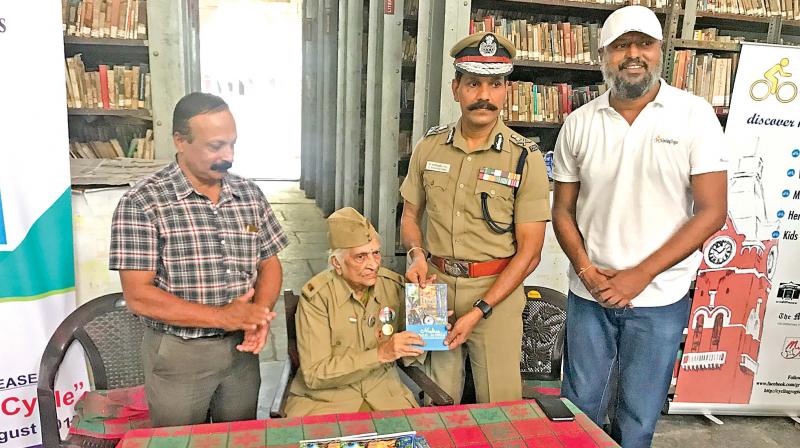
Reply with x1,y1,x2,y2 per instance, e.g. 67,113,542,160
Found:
405,283,449,351
299,431,427,447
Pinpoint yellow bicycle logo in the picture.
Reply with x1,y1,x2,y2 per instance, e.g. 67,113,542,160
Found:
750,58,797,103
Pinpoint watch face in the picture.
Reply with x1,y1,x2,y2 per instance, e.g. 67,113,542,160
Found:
704,236,736,268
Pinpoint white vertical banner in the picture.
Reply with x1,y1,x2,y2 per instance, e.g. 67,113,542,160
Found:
0,1,89,446
671,42,800,415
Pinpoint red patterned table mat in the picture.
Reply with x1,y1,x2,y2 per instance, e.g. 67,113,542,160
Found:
117,399,618,448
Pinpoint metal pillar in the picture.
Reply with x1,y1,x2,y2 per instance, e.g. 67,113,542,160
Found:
300,0,319,197
318,0,338,216
147,0,196,159
662,0,682,85
437,0,471,125
363,0,385,224
377,0,405,261
334,0,347,209
342,0,364,209
411,0,446,144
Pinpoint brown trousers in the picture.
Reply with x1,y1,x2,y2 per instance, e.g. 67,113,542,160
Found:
142,327,261,427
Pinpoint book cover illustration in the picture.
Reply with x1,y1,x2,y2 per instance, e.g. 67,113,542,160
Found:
300,431,425,447
405,283,449,351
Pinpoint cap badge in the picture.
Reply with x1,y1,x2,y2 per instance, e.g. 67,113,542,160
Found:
479,35,497,57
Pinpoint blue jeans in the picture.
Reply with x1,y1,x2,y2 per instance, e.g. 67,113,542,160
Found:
561,291,690,448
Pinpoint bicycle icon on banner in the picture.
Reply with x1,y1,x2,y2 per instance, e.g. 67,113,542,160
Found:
750,58,797,103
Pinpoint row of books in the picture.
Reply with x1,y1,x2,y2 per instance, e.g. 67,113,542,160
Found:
502,81,607,124
402,32,417,64
66,55,151,111
62,0,148,39
670,50,737,107
690,0,800,19
689,27,745,42
69,131,154,159
471,13,602,65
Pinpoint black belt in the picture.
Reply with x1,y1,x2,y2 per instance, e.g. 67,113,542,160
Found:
191,331,239,340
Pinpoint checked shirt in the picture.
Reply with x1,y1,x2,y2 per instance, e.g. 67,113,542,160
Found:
109,162,288,338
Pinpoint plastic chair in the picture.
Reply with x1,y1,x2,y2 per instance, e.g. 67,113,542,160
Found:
37,293,145,448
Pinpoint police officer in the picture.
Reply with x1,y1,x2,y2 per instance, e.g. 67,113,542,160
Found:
285,207,423,416
400,32,551,403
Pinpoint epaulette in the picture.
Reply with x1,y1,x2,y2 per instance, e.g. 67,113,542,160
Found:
509,133,540,153
425,124,450,138
377,267,405,287
301,270,334,299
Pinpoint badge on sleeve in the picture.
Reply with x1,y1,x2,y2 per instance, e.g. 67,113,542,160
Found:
425,161,450,173
478,167,521,188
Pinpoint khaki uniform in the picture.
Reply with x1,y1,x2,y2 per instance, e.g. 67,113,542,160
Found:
399,118,551,403
285,267,419,416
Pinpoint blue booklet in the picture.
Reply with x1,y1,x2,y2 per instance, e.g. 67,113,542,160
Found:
405,283,449,351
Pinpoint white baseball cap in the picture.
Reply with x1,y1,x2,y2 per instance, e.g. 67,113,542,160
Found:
600,6,663,48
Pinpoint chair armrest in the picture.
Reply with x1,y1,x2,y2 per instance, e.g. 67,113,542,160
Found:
398,364,454,406
269,359,293,418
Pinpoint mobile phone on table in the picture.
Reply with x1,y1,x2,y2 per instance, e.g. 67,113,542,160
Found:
534,396,575,421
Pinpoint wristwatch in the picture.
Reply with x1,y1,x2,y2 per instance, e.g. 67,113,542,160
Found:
473,299,492,319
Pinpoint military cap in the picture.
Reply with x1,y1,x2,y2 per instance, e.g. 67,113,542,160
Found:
327,207,380,250
450,32,516,76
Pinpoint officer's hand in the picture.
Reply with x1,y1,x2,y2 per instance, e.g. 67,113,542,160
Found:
593,267,652,309
377,331,425,363
236,321,272,353
444,309,482,350
217,289,276,331
406,256,432,288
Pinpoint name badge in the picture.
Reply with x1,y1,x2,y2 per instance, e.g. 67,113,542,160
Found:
425,161,450,173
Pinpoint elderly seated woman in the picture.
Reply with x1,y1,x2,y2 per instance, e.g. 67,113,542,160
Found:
284,207,429,416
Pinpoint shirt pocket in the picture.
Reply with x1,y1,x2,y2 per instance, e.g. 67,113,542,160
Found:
474,180,514,225
422,171,451,214
225,230,259,278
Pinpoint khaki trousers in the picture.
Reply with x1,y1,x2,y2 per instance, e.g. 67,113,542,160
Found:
142,327,261,427
423,266,525,404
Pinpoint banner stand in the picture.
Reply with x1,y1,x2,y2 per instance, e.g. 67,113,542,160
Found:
669,42,800,418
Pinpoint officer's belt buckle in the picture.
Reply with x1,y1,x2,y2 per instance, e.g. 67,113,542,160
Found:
443,259,470,278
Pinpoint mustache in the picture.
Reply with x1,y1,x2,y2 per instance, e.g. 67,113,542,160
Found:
211,160,233,172
619,58,648,70
467,100,498,111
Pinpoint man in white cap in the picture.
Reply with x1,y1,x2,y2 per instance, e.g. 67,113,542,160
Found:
552,6,727,446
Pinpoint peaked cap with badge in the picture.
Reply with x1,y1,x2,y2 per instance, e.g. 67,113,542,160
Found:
450,32,516,76
327,207,380,250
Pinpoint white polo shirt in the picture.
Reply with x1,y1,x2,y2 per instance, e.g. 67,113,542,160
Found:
553,79,727,307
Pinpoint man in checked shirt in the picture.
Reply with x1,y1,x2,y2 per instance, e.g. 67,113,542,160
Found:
110,92,289,426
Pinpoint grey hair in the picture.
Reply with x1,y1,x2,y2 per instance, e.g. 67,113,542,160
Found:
328,248,348,271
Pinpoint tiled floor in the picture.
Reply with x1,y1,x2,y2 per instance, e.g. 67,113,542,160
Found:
255,181,800,445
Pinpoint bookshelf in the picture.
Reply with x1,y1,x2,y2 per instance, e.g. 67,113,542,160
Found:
62,0,155,161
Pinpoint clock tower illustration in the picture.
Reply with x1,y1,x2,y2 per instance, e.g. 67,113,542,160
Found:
674,143,780,405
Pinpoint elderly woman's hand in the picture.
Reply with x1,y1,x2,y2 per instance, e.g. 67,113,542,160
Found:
377,331,425,363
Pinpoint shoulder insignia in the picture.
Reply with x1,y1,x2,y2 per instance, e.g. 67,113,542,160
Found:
425,124,450,138
445,127,455,145
509,133,540,152
302,270,334,299
377,267,405,286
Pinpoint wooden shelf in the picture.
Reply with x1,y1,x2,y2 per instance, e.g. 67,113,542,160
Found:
673,39,742,51
68,108,152,120
483,0,669,14
506,120,563,129
64,36,148,47
513,59,602,71
714,106,729,116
